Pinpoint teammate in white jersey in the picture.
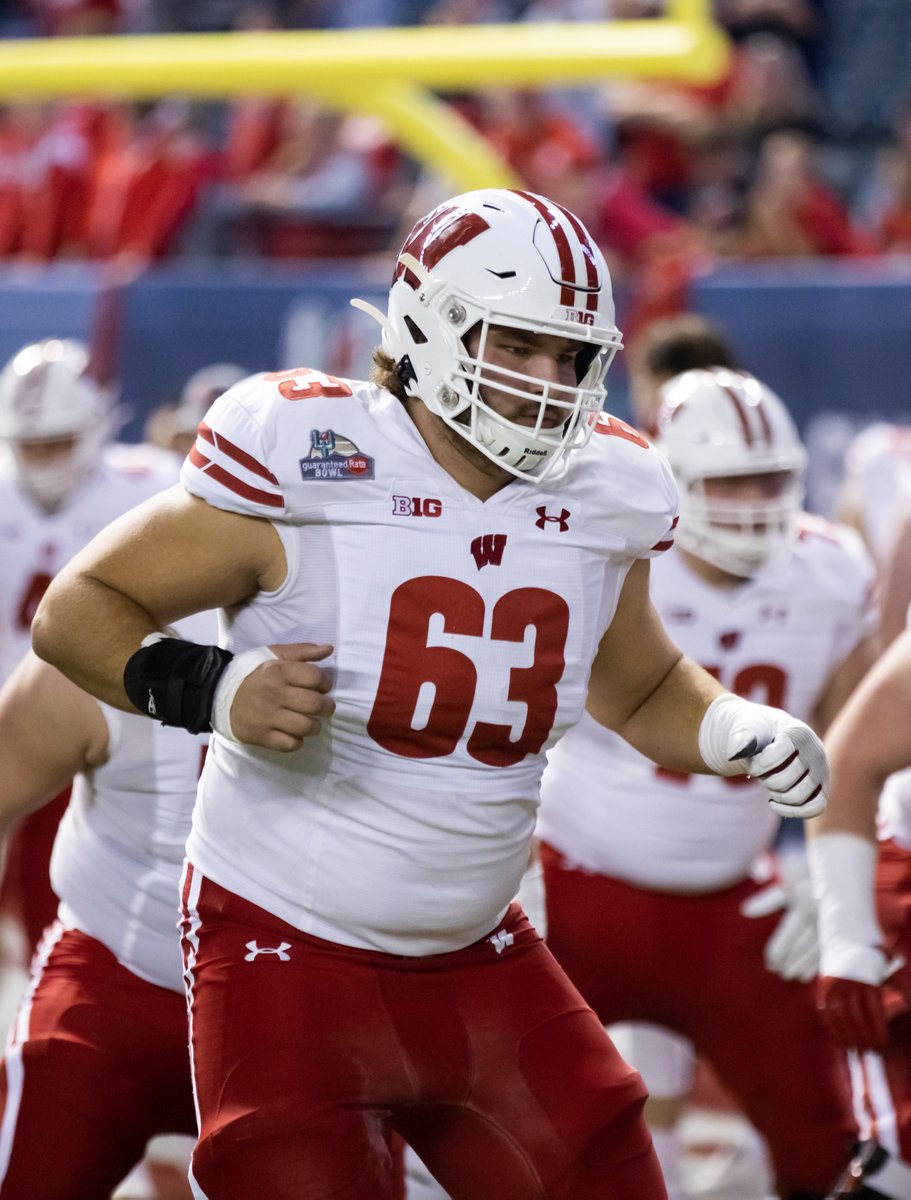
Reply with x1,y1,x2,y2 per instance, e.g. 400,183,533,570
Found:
0,338,177,956
0,611,213,1199
805,629,911,1199
539,367,879,1200
33,188,830,1200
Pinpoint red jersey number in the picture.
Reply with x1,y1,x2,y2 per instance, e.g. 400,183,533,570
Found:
367,576,569,766
593,415,649,449
16,570,54,633
264,368,353,401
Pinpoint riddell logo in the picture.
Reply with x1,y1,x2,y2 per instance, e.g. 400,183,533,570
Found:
392,495,442,517
471,534,506,570
535,506,571,532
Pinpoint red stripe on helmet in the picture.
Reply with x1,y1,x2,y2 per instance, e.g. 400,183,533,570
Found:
394,206,490,289
549,199,601,311
720,383,755,448
754,392,774,443
513,190,580,307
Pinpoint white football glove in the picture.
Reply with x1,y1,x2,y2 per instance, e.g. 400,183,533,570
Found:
740,858,819,982
699,694,828,819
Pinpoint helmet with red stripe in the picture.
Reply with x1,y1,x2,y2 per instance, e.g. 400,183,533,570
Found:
654,367,807,577
354,188,621,481
0,338,115,510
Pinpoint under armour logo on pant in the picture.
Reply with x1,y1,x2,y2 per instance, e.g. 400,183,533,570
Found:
487,929,514,955
244,940,292,962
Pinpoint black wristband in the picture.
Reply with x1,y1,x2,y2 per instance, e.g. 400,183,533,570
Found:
123,638,234,734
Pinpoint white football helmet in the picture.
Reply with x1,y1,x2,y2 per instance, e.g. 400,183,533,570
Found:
0,338,114,510
655,367,807,577
353,188,622,481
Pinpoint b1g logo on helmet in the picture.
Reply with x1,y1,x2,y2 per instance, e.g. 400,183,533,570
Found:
394,205,491,290
565,309,596,326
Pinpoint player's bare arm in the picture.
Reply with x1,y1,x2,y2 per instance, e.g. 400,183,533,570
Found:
585,558,725,772
33,485,282,706
810,630,881,740
0,651,109,842
814,629,911,841
33,485,335,751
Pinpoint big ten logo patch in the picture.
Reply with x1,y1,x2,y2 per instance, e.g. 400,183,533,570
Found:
392,495,443,518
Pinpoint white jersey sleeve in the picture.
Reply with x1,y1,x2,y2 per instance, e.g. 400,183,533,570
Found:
584,413,679,561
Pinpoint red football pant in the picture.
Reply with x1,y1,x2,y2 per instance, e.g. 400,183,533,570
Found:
541,842,857,1198
180,863,668,1200
0,923,196,1199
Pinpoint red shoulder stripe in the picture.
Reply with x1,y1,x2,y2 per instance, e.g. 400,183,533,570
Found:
198,423,280,485
188,447,284,509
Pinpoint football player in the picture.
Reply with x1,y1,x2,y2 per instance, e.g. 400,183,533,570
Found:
539,367,878,1199
34,190,829,1200
0,338,177,954
0,614,213,1199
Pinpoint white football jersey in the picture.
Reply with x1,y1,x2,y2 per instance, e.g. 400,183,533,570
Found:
179,369,678,955
0,442,177,682
539,515,878,891
50,611,214,992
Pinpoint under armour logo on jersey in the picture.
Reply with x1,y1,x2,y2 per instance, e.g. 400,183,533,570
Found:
244,941,292,962
487,929,514,955
471,533,507,570
535,506,571,532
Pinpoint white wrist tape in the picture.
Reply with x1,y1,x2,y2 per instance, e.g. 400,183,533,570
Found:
210,646,278,743
140,627,179,648
807,832,883,981
698,693,774,776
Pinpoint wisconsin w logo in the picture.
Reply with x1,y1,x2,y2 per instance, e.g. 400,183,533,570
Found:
470,533,506,570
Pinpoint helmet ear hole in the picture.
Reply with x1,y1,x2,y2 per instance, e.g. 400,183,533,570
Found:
403,315,428,345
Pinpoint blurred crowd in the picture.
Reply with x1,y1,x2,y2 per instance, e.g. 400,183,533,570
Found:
0,0,909,336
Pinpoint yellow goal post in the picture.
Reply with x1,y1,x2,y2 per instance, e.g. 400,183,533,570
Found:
0,0,730,191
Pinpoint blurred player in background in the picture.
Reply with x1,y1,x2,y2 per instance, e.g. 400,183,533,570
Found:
624,313,741,438
0,337,177,956
538,368,877,1200
0,611,214,1199
144,362,249,462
